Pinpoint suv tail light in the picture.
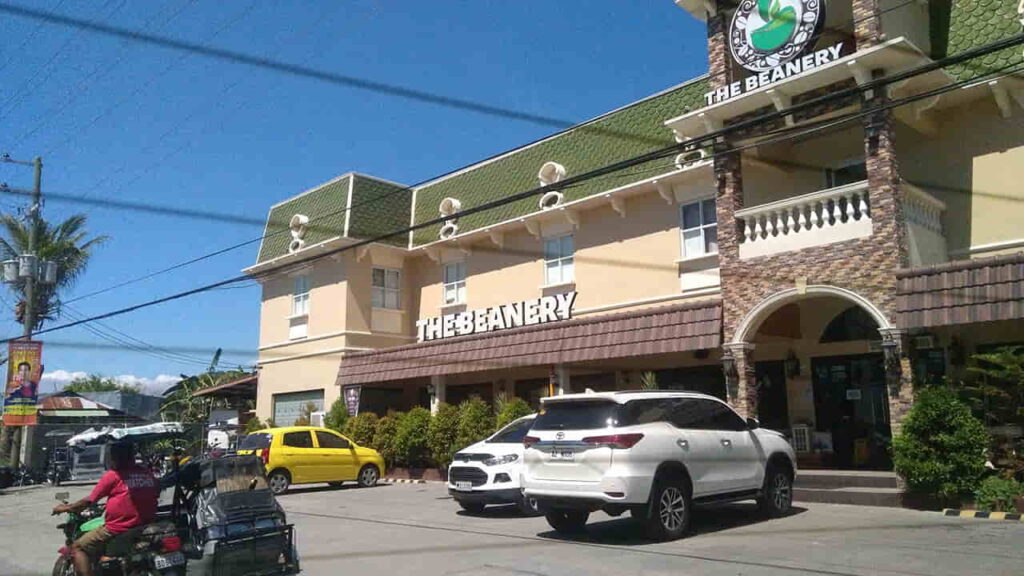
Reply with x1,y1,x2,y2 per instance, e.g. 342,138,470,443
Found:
260,447,271,466
581,433,644,449
523,436,540,448
160,536,182,552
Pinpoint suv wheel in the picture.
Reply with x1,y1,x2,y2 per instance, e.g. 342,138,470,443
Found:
757,463,793,517
638,478,691,541
545,509,589,533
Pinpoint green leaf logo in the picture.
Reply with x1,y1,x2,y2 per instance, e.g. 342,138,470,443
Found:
751,0,798,52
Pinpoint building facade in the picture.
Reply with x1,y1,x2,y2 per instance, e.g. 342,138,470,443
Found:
246,0,1024,470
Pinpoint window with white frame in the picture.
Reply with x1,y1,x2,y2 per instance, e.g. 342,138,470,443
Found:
372,268,401,310
680,198,718,259
291,275,310,316
443,261,466,305
544,234,574,285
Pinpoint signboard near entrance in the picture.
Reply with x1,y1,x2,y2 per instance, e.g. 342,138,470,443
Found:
704,0,842,106
416,292,577,342
343,385,361,417
2,340,43,426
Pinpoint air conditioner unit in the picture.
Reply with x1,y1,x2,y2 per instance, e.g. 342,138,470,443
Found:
913,335,936,350
791,425,811,453
310,411,326,427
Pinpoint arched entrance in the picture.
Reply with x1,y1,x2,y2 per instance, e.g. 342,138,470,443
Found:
728,286,900,470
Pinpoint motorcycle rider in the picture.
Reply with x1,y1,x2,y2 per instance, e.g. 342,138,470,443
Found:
51,442,160,576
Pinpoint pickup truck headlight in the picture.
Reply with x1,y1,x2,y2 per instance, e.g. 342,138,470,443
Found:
483,454,518,466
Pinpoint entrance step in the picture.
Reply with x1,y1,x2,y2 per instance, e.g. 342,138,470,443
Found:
795,469,899,490
794,486,903,508
794,470,902,507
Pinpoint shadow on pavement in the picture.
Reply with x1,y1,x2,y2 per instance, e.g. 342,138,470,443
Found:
277,483,390,497
536,503,808,546
455,504,535,520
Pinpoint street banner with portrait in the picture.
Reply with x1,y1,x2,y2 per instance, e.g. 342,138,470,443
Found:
343,385,361,417
2,340,43,426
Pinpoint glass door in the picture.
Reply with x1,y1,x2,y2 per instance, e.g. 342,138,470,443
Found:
812,355,892,470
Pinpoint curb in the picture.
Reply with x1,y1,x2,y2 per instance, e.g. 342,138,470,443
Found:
943,509,1022,521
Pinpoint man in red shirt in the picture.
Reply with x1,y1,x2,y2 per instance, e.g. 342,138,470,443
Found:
52,442,160,576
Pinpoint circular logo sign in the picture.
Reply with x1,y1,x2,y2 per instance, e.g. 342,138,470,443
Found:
729,0,825,73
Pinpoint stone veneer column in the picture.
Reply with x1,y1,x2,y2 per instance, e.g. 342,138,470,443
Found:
880,328,914,437
723,343,757,419
852,0,883,49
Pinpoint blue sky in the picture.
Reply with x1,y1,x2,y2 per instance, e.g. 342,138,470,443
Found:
0,0,707,394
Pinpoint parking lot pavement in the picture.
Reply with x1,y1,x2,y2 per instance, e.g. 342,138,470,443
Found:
4,482,1024,576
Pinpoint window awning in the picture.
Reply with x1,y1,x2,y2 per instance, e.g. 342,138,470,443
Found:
336,299,722,386
896,252,1024,328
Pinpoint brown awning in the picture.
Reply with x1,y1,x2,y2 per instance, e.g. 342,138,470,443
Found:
896,252,1024,329
192,374,258,399
337,299,722,386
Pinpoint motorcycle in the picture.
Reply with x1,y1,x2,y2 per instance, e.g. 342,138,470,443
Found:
48,460,72,486
52,493,186,576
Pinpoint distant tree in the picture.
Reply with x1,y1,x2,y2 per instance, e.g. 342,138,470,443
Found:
966,345,1024,427
495,397,533,430
293,402,319,426
159,370,250,423
64,374,140,395
640,371,659,391
324,397,349,433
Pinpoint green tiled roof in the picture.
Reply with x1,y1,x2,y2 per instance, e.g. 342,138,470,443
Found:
257,175,351,263
348,176,411,247
256,174,410,264
409,78,709,246
944,0,1023,82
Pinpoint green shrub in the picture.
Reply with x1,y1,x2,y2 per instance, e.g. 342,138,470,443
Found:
394,407,432,467
343,412,379,447
324,397,349,433
892,387,990,500
428,403,460,468
496,396,533,430
455,397,494,452
372,412,404,466
243,417,268,434
975,476,1023,512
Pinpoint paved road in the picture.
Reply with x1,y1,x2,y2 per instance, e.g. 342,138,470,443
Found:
2,481,1022,576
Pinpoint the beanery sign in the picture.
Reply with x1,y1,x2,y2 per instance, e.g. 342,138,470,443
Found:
705,0,840,106
416,292,577,342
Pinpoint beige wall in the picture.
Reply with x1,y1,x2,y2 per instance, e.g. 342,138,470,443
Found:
898,98,1024,257
255,354,343,422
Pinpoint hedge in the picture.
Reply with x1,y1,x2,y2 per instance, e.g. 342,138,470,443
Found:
496,397,533,430
456,397,495,453
428,403,460,469
394,407,432,467
343,412,379,447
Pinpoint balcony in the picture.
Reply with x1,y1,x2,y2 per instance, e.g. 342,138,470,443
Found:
734,181,947,262
736,181,872,259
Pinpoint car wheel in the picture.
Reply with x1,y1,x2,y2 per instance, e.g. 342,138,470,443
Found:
638,478,691,541
517,493,542,516
357,464,380,488
458,501,486,514
757,463,793,517
545,509,589,533
268,469,291,495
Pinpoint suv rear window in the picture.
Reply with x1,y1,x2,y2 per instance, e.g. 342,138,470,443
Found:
533,401,623,430
238,433,272,450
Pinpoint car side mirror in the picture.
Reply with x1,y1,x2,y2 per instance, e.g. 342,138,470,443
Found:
746,417,760,430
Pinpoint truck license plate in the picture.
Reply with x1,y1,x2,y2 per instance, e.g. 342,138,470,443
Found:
550,450,575,461
455,481,473,491
153,551,185,569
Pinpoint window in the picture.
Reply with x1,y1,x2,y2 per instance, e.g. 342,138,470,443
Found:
488,418,534,443
291,275,310,316
703,400,749,431
622,399,674,426
532,401,621,430
315,431,351,449
282,431,314,448
238,433,272,450
680,199,717,259
544,234,574,285
668,398,713,429
825,161,867,188
372,268,401,310
442,261,466,305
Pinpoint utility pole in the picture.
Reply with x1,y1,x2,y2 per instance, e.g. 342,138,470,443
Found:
0,155,51,469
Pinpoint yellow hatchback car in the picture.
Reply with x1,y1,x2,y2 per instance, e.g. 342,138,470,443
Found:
238,426,385,494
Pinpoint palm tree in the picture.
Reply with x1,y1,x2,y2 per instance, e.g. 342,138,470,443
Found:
0,213,107,330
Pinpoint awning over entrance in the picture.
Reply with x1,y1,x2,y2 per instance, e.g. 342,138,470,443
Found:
896,252,1024,328
337,299,722,386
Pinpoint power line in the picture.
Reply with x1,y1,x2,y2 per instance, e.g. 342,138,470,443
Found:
0,0,68,75
62,305,212,367
12,48,1024,347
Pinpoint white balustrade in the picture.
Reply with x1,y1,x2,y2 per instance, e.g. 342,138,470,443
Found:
903,183,946,234
735,181,873,259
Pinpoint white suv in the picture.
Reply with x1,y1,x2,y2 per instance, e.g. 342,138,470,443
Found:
448,415,539,515
522,391,796,540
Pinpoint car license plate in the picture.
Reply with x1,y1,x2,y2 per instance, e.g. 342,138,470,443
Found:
550,450,575,461
455,481,473,491
153,551,185,569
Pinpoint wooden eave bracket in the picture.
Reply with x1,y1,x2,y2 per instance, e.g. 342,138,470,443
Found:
766,88,794,126
988,79,1018,119
847,60,874,99
521,218,541,238
356,245,372,262
605,194,627,218
560,207,580,229
698,112,722,133
654,180,675,205
486,229,504,249
424,247,440,262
